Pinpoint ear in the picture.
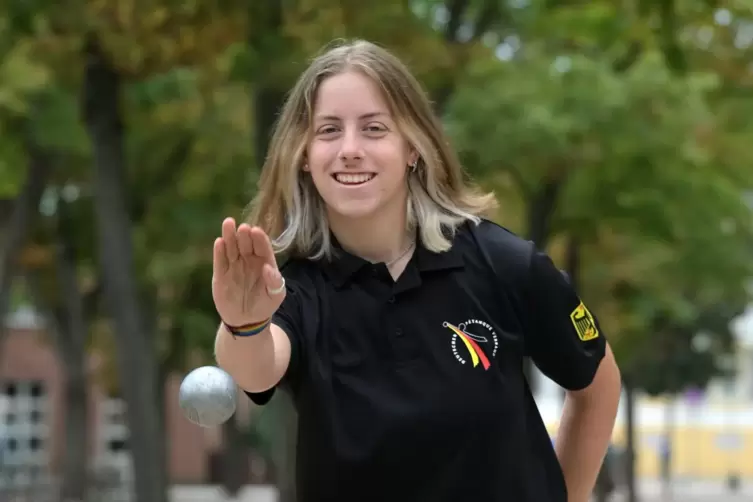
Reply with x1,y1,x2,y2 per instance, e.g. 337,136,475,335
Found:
408,148,419,166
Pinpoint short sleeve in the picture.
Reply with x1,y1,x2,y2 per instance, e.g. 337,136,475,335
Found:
522,247,607,391
244,278,305,405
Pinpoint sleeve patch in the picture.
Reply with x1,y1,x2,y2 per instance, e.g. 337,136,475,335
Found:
570,302,599,341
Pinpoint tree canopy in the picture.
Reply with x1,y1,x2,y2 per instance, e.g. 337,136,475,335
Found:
1,0,752,499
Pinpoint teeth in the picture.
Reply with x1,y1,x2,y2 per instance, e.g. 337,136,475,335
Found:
335,173,375,185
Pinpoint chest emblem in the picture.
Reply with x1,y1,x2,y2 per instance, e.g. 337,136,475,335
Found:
443,319,499,370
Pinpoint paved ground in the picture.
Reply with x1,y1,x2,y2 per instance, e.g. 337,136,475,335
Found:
4,478,748,501
611,479,753,501
170,479,753,502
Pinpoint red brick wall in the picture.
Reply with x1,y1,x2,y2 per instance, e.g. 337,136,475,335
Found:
0,328,213,484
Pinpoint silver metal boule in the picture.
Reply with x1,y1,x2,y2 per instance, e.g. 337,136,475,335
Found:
179,366,238,428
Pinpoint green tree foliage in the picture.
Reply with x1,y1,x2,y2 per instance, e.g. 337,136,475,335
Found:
0,0,752,500
444,4,753,398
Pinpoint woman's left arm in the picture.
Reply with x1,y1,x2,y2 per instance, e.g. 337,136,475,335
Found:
520,245,622,502
555,344,621,502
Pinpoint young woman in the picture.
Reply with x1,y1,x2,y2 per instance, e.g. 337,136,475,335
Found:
213,40,621,502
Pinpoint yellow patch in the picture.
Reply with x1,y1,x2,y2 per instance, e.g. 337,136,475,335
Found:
570,302,599,341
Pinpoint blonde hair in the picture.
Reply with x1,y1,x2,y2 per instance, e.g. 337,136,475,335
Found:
246,39,497,260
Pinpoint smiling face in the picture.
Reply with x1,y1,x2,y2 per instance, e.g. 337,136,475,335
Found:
305,70,416,223
249,40,498,260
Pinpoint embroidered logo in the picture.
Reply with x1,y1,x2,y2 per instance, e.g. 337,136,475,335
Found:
443,319,498,370
570,301,599,341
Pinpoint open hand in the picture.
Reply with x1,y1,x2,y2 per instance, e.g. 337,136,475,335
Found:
212,218,285,327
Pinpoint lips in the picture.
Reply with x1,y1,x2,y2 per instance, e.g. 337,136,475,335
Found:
333,173,376,185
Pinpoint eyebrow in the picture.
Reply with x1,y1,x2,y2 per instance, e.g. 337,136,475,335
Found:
314,112,389,122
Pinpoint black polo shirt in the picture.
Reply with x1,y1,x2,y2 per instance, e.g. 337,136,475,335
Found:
246,219,606,502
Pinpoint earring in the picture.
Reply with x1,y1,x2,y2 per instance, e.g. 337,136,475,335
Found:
410,160,418,174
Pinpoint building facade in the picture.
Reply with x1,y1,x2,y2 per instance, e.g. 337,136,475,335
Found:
0,308,259,496
535,310,753,480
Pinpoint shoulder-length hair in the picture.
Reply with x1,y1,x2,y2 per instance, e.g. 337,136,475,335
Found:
246,39,497,260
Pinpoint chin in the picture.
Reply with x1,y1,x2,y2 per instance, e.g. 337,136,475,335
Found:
318,182,408,222
327,199,384,220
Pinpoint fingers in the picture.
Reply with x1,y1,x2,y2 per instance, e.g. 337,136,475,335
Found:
262,264,285,298
218,219,277,276
221,218,240,262
250,226,278,268
237,224,255,257
213,237,229,276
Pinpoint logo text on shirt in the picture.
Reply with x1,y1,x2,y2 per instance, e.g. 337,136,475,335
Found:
443,319,498,370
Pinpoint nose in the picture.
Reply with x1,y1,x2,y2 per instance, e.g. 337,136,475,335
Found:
338,127,363,162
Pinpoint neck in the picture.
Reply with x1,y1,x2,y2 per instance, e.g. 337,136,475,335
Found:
328,201,413,265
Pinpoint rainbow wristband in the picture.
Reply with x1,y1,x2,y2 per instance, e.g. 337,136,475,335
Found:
224,318,271,337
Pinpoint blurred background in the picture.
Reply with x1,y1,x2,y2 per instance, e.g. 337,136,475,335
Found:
0,0,752,501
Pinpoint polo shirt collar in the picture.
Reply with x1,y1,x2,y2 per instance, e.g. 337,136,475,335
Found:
322,229,464,288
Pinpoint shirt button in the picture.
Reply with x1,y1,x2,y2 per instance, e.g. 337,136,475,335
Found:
388,296,396,303
395,327,403,337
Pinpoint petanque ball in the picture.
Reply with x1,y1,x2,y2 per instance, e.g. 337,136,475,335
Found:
179,366,238,427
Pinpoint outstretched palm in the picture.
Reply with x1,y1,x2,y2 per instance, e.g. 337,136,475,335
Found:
212,218,285,327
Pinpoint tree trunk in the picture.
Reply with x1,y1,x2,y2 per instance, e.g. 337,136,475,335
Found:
273,394,298,502
562,237,614,502
56,199,89,502
432,0,501,113
0,134,51,363
564,237,580,292
220,414,248,499
661,399,674,500
253,86,288,169
562,237,581,402
253,82,298,502
624,380,638,502
594,465,612,502
59,349,89,502
81,34,167,502
246,3,298,498
24,195,90,502
523,176,566,391
251,80,299,501
526,177,563,251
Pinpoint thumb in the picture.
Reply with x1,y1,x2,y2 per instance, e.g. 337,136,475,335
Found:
262,264,286,298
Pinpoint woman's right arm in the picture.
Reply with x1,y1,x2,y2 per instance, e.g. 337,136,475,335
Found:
211,218,293,393
214,322,292,393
